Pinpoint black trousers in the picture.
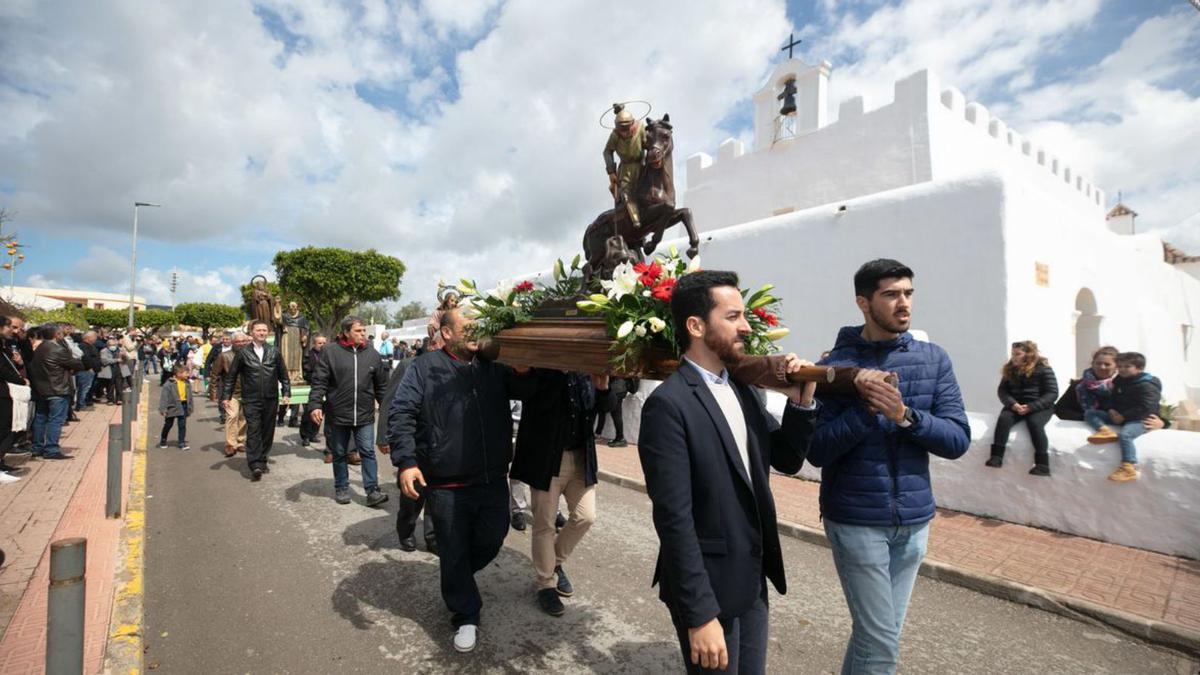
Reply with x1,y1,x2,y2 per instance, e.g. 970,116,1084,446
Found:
667,582,769,675
595,394,626,439
242,399,279,471
0,397,14,464
992,407,1053,464
424,480,509,627
396,488,437,545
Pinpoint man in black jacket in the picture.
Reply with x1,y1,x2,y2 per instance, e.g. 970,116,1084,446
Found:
309,317,388,507
222,320,290,481
510,369,612,617
299,334,327,448
29,323,85,460
388,306,536,653
639,271,818,673
77,331,102,410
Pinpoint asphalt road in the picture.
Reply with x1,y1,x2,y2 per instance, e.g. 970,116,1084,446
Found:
143,387,1197,674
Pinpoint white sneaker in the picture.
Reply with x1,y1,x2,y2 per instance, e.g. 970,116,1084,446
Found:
453,624,477,653
0,472,20,484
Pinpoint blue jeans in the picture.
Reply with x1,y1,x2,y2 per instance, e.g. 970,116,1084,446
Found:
31,396,71,457
1084,410,1146,464
74,371,96,409
141,357,158,375
328,423,378,491
825,520,930,675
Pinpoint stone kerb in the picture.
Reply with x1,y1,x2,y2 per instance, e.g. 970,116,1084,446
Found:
618,391,1198,559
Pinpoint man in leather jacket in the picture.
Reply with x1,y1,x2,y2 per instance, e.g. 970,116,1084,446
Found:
29,323,84,460
221,320,290,481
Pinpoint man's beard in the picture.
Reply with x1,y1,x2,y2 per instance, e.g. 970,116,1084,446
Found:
869,304,910,334
703,330,745,366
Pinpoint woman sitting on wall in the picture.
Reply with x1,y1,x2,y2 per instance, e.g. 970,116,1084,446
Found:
1055,345,1167,430
987,341,1058,476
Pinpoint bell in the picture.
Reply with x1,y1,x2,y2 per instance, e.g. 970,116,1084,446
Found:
777,78,797,116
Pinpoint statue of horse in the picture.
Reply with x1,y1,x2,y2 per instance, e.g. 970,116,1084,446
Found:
582,114,700,287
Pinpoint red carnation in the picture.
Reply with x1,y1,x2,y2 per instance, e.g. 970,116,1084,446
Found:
634,261,663,287
753,307,779,326
514,281,535,293
651,277,676,302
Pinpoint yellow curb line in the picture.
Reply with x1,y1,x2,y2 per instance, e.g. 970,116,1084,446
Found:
103,385,149,675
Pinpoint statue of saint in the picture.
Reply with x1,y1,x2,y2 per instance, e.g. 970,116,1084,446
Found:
250,276,277,328
278,301,309,384
603,103,646,228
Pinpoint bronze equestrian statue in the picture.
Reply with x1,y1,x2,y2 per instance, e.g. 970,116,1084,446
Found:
583,114,700,287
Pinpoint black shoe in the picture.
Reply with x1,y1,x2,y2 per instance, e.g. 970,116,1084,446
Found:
555,512,566,531
276,418,285,427
399,536,417,552
300,438,310,447
608,438,628,448
985,455,1003,468
157,442,168,449
251,468,263,481
366,489,389,507
42,453,73,460
426,539,439,556
1029,464,1051,477
180,444,191,451
334,487,351,505
261,465,271,474
537,588,565,617
554,565,574,597
511,512,527,531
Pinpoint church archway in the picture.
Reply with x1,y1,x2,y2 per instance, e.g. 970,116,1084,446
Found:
1075,288,1101,375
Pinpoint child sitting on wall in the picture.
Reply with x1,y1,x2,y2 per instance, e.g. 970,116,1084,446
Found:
1084,352,1166,482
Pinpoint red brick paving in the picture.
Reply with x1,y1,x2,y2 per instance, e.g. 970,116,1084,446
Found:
0,398,141,674
596,441,1200,636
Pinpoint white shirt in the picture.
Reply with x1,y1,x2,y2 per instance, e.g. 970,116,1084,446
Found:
685,358,751,481
253,343,265,361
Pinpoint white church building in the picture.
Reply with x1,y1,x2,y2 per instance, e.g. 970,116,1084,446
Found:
626,58,1200,557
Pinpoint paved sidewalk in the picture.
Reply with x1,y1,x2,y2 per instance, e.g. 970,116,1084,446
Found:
0,398,141,674
596,441,1200,653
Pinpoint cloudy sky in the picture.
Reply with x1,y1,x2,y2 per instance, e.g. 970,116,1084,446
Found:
2,0,1197,309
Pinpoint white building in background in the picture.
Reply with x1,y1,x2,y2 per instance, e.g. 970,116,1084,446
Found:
7,285,147,311
682,58,1200,411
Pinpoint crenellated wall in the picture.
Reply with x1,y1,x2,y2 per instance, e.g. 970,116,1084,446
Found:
685,69,1106,233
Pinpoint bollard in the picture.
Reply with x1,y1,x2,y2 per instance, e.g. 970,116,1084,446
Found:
131,374,139,421
121,390,133,453
106,424,122,518
46,537,86,675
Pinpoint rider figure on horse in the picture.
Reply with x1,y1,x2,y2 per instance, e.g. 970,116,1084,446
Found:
603,103,645,229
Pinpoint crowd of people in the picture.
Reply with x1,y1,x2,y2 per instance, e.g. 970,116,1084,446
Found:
987,340,1168,480
2,256,1181,673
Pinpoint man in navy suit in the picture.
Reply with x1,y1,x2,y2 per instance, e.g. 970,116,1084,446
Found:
638,270,819,673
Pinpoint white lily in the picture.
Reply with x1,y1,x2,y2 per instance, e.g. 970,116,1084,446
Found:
634,323,648,338
687,255,702,273
617,320,635,338
765,328,790,341
489,279,515,302
647,317,666,333
601,262,639,300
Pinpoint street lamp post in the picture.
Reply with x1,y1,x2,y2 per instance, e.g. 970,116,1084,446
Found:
129,201,160,329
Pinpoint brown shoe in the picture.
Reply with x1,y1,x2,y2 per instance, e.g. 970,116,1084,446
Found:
323,450,333,464
1108,462,1139,482
1087,426,1118,444
348,451,362,465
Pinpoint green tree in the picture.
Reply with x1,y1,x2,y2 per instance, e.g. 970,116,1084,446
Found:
393,301,428,324
273,247,405,335
83,308,128,329
25,306,87,328
353,303,391,326
175,302,245,338
134,309,176,335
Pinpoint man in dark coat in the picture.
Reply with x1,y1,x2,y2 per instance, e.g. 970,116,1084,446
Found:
388,306,536,653
639,271,819,673
809,259,969,674
377,332,434,553
299,334,327,448
510,369,612,616
29,323,85,460
221,320,290,481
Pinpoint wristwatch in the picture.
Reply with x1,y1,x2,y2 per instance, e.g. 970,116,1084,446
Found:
898,406,916,428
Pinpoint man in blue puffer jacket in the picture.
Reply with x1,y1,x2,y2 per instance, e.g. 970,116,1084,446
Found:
810,259,970,675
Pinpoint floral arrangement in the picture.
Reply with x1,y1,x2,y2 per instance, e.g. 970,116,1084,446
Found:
575,246,789,372
458,255,586,339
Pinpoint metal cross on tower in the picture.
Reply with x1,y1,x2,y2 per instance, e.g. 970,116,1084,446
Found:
781,32,802,59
